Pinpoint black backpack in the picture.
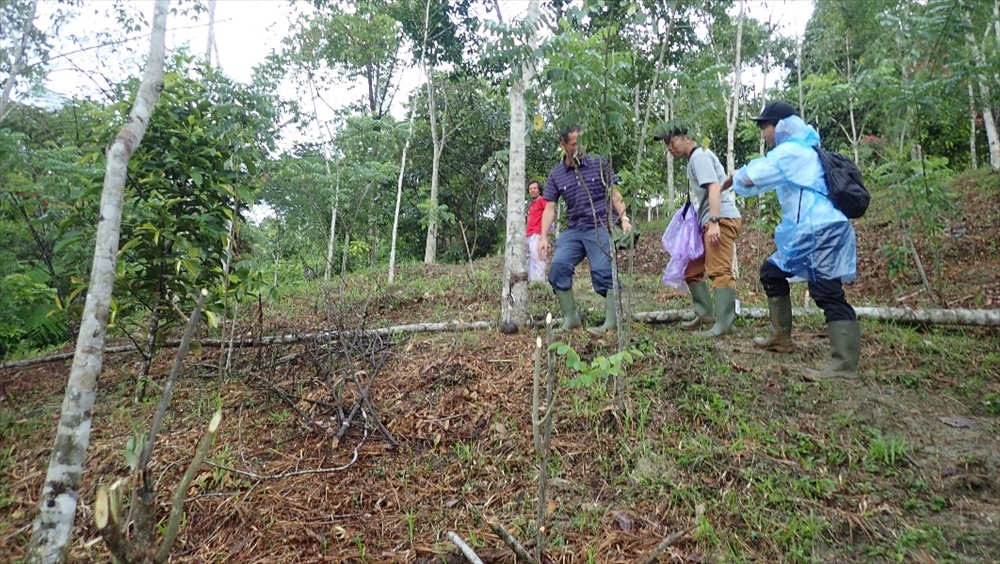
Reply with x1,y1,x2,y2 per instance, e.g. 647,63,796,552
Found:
813,146,870,219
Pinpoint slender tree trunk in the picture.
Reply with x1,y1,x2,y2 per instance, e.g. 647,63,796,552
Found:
972,46,1000,169
845,35,860,163
340,229,350,296
422,0,443,265
423,68,441,264
25,2,170,562
325,194,338,281
969,81,979,170
797,36,805,117
632,0,677,185
0,0,40,124
501,0,540,328
664,94,675,202
725,0,745,173
388,102,416,284
995,0,1000,48
205,0,217,65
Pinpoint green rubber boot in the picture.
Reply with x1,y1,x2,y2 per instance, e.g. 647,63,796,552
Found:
587,292,619,334
695,287,737,338
803,320,861,380
554,289,583,332
681,281,715,331
753,296,795,353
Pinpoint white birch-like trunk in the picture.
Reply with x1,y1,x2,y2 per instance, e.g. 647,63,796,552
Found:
25,3,170,562
632,1,676,187
969,81,978,170
205,0,217,65
423,67,441,264
968,23,1000,170
845,35,860,163
422,0,445,265
325,189,338,281
636,307,1000,327
725,0,745,173
501,0,539,327
797,36,805,117
664,94,675,202
0,0,40,124
388,102,417,284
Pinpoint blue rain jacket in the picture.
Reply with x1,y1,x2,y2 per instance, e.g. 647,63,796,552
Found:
733,116,857,282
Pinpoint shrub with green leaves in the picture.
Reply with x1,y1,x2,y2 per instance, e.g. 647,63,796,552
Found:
0,270,68,357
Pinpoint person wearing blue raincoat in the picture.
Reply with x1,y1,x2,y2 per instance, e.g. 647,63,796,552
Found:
721,101,860,380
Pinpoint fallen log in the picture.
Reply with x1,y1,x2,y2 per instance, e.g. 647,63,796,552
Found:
6,306,998,372
635,307,1000,327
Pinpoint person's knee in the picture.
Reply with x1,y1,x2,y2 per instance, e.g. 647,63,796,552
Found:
706,263,734,287
759,262,789,297
591,271,613,296
548,261,574,291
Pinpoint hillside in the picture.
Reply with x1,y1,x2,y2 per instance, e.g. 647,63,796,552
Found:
1,171,998,563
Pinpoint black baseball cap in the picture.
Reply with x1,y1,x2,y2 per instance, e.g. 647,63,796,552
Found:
750,101,797,124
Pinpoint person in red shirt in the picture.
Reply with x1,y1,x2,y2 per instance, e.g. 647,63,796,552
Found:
526,180,547,282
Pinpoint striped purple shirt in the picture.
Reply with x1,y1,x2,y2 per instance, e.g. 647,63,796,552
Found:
542,155,620,229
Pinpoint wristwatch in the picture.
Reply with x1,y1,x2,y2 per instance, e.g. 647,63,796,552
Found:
708,216,720,223
619,215,629,224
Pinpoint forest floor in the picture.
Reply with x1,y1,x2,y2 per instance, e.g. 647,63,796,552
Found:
2,170,999,563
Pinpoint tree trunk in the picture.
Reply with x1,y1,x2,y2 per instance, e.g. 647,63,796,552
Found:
969,81,978,170
797,36,805,117
422,0,444,265
665,94,675,202
725,0,745,173
0,0,40,124
501,0,540,328
632,0,677,191
967,24,1000,170
423,68,441,264
635,307,1000,326
388,102,416,284
324,162,339,281
25,2,170,562
845,35,861,163
204,0,218,65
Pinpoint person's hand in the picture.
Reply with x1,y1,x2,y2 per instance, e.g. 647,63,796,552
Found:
721,175,734,191
538,237,549,260
706,222,721,247
621,217,632,233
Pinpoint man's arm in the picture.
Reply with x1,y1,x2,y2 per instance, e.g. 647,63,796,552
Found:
704,181,722,247
537,200,558,258
611,188,632,232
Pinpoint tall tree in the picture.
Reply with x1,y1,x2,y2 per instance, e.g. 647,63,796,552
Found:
25,3,170,560
0,0,41,124
292,0,405,119
500,0,540,328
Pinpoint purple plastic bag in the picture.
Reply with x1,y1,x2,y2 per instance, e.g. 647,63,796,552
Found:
661,201,704,293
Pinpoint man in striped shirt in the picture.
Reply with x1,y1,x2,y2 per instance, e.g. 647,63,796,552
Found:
538,124,632,333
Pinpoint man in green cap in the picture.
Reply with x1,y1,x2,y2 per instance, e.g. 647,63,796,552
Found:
654,122,742,337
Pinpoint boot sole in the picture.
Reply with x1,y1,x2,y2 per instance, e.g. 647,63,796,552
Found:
753,341,794,353
803,370,858,381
